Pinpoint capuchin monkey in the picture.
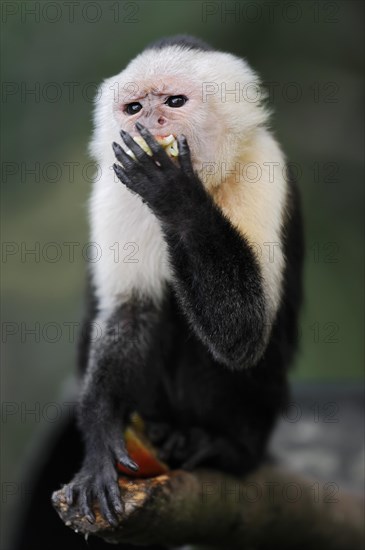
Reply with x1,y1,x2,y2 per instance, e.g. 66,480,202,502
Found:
14,35,303,549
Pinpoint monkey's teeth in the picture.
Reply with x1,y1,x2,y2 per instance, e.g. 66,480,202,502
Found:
125,134,178,159
157,135,179,157
157,134,175,147
167,142,179,157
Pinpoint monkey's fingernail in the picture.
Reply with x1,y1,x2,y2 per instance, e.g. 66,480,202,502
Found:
112,142,120,151
120,129,128,137
113,163,122,175
135,122,144,131
127,459,139,471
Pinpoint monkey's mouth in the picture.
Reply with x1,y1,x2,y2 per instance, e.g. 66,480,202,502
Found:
126,134,179,159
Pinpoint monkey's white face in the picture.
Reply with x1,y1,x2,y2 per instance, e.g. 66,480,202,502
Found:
112,74,222,175
91,46,268,189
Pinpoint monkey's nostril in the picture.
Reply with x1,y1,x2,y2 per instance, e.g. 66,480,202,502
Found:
158,117,166,125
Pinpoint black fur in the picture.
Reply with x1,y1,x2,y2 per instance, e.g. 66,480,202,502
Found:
15,143,303,550
13,417,167,550
14,37,304,548
145,34,213,52
63,124,304,526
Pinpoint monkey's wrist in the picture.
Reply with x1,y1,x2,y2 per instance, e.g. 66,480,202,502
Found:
158,191,215,237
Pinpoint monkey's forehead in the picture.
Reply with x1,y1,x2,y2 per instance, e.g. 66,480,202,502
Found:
107,46,259,95
110,75,200,103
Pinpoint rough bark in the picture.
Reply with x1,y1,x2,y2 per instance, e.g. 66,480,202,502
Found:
52,466,364,549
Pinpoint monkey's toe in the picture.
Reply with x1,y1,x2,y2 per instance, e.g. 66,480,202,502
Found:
64,463,124,526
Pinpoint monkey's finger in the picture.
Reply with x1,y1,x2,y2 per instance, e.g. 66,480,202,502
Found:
107,483,124,516
117,452,139,472
135,122,174,170
118,130,153,169
177,135,194,177
113,162,146,190
98,490,118,526
111,435,139,472
65,483,75,505
112,141,137,170
113,163,135,187
113,163,151,205
79,487,95,523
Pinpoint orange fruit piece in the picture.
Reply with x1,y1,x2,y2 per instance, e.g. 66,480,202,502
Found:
117,413,169,478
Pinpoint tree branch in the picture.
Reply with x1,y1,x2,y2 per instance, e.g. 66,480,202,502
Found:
52,466,363,549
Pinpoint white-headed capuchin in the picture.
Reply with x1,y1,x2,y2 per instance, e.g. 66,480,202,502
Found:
15,35,303,549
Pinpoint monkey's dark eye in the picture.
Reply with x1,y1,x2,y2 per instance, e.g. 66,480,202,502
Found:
165,95,188,108
125,102,142,115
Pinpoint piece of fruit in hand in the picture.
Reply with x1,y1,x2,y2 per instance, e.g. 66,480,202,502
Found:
117,413,169,478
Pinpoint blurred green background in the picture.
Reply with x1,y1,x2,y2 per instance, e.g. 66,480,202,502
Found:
1,0,364,542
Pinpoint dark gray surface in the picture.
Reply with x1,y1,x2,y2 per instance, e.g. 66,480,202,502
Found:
270,382,364,493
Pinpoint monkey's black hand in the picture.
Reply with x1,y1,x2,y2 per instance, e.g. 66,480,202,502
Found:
146,422,245,473
64,431,138,526
112,122,208,225
146,423,230,471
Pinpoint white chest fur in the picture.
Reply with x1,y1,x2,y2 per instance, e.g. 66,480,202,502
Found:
89,166,172,312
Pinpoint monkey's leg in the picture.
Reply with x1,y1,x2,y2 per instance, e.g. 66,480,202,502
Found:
14,414,167,550
65,297,161,526
147,423,266,474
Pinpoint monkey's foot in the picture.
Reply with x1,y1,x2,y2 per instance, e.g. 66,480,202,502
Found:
146,424,221,470
64,463,124,526
64,435,139,527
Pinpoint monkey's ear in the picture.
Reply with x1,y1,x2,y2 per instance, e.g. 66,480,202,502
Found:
177,136,194,178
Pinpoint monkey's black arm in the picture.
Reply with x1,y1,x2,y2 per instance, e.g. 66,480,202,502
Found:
161,197,268,368
113,125,269,369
